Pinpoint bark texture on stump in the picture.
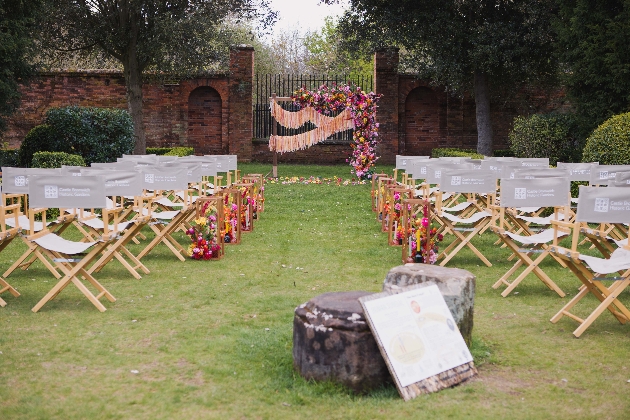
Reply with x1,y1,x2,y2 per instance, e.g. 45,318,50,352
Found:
383,264,476,346
293,291,390,393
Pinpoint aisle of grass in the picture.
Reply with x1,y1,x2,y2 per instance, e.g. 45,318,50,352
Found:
1,163,629,419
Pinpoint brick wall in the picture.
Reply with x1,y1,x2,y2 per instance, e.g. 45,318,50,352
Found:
2,46,254,160
3,45,567,165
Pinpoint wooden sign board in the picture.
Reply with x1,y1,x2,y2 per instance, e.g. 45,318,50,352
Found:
359,283,477,401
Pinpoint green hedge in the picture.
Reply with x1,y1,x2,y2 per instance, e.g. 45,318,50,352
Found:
31,151,86,168
508,113,581,166
146,146,195,156
18,106,134,167
582,112,630,165
431,148,484,159
164,147,194,157
146,147,173,155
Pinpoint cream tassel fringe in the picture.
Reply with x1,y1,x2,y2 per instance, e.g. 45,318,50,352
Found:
269,100,354,153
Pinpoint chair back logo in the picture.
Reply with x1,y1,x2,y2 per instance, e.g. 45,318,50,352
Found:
514,188,526,200
14,176,26,186
145,173,154,184
599,170,608,180
434,170,441,179
451,176,461,186
420,167,427,174
594,197,609,213
44,185,58,199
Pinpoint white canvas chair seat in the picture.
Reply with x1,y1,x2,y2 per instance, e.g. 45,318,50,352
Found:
440,209,491,225
516,213,565,226
505,228,567,245
80,217,130,232
442,201,472,213
34,234,97,254
578,247,630,274
491,177,571,298
549,185,630,337
146,209,181,221
4,214,49,232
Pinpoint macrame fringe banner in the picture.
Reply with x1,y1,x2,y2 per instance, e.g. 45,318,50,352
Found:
269,100,354,154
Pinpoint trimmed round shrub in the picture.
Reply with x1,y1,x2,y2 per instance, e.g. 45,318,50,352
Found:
508,113,580,166
17,124,56,166
582,112,630,165
18,106,135,167
31,151,86,168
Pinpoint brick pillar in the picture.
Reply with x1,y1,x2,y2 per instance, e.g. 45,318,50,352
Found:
374,48,400,164
228,45,254,161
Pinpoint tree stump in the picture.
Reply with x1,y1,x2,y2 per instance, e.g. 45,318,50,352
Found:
293,291,390,393
382,264,476,346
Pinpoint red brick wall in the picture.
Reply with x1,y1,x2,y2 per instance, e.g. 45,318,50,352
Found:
2,47,255,160
3,45,567,165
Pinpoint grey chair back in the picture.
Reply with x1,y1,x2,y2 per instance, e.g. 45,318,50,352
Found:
576,185,630,223
28,175,106,209
500,177,570,208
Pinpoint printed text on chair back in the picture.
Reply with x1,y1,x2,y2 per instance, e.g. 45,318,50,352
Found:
440,169,496,194
80,169,143,196
576,185,630,223
28,175,107,209
137,166,188,190
1,168,62,194
557,162,596,181
500,177,570,208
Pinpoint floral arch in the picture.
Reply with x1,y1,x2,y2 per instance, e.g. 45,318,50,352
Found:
269,84,381,179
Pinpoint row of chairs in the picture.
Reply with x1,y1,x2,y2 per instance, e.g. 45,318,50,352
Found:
0,154,263,312
376,155,630,337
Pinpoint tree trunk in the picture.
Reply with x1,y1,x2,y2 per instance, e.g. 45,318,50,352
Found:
474,71,493,156
123,22,145,155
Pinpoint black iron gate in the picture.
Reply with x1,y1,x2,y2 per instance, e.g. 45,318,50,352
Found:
253,74,373,142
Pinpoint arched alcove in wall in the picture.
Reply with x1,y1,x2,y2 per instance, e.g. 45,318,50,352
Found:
404,87,439,155
188,87,222,154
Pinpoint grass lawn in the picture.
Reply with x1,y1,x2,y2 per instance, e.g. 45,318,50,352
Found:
1,163,629,419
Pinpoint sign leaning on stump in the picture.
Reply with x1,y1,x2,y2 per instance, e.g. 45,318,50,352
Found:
359,283,477,401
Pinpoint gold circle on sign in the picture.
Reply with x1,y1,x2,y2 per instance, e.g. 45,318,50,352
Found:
389,333,425,364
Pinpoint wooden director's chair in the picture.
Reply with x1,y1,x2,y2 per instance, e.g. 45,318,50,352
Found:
135,165,195,262
71,168,153,280
549,185,630,337
491,176,571,297
0,187,22,306
434,168,496,267
25,174,124,312
1,167,73,280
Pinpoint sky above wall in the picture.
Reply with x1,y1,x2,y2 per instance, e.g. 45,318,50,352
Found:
265,0,349,38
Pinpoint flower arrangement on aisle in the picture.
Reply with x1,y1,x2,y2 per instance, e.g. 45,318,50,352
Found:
269,83,381,180
186,201,222,260
223,193,240,244
410,204,444,264
400,200,444,264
